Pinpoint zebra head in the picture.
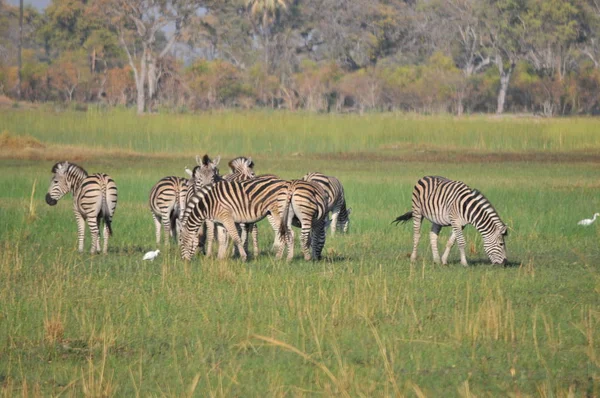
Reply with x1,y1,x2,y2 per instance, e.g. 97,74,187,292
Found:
179,223,197,261
483,224,508,265
338,207,352,233
46,161,72,206
192,154,221,188
228,156,255,179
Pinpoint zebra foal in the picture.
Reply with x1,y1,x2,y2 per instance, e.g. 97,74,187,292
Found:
45,161,118,254
393,176,507,266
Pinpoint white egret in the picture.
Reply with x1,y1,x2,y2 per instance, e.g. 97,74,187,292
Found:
578,213,600,226
143,249,160,261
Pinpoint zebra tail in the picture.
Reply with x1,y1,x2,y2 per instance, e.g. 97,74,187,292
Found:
392,211,413,225
279,188,294,241
102,197,113,236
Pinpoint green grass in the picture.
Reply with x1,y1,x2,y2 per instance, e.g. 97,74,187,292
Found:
3,108,600,155
0,109,599,396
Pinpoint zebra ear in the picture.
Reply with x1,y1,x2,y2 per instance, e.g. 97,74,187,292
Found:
196,155,202,166
185,167,192,177
247,157,254,168
213,155,221,167
500,225,508,236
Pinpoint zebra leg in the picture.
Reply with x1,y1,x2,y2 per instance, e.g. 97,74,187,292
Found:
152,213,162,245
240,224,249,256
102,222,110,254
216,225,229,259
161,214,171,245
311,219,327,260
330,208,340,236
250,223,259,257
429,224,442,264
221,218,247,261
205,221,215,257
410,213,423,263
300,223,312,261
74,210,86,253
451,225,468,266
88,217,100,254
441,231,457,265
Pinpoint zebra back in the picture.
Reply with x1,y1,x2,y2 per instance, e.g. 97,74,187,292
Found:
149,176,188,219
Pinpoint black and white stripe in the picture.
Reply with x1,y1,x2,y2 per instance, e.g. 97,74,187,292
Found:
393,176,507,266
45,161,118,254
180,175,290,261
182,154,223,256
279,180,329,261
149,176,188,244
302,172,351,235
222,156,258,257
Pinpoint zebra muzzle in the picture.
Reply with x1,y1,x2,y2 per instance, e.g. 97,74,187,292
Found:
45,193,58,206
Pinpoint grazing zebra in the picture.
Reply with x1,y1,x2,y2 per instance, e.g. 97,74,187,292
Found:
393,176,508,266
302,172,351,235
179,176,291,261
148,176,188,245
222,156,259,257
182,154,223,256
45,161,118,254
280,180,330,261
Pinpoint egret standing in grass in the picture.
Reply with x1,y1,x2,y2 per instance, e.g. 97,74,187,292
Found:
578,213,600,226
143,249,160,261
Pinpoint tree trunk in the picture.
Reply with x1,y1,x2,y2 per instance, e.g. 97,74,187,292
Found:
17,0,23,100
136,48,148,115
496,57,514,115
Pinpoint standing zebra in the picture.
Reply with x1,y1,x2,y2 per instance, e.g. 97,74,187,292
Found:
302,172,351,235
280,180,330,261
179,176,291,261
45,161,118,254
393,176,507,266
149,176,188,245
222,156,259,257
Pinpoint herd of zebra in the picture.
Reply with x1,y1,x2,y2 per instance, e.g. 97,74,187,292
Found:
45,157,508,266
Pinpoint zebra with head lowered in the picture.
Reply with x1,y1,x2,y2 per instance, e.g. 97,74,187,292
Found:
179,175,291,261
393,176,508,266
46,161,118,254
302,172,351,235
222,156,259,257
279,180,330,261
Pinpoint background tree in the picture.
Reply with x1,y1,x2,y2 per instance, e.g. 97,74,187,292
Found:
92,0,204,114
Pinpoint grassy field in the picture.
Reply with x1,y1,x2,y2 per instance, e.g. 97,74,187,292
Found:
0,109,599,397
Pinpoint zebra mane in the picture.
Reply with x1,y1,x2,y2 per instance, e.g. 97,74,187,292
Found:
201,154,211,166
51,161,88,176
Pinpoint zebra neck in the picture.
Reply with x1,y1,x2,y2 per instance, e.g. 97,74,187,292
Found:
466,197,499,233
68,168,88,193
